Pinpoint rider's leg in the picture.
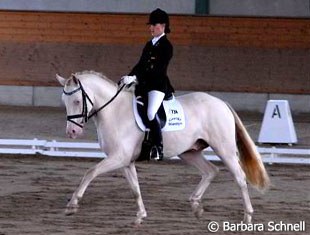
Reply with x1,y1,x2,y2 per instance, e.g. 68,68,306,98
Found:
149,114,163,160
147,90,165,121
147,90,165,160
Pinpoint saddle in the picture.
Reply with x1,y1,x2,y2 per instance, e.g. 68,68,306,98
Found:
133,94,185,161
133,95,185,132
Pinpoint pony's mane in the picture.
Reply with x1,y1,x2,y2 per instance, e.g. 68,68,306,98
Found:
70,70,135,93
72,70,117,87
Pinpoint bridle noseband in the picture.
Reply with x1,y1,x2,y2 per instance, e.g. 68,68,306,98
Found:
63,80,93,128
63,79,125,128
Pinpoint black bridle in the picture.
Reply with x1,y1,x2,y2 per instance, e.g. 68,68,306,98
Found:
63,79,125,128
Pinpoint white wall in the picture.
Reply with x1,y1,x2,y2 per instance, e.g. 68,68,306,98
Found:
0,85,309,114
0,0,195,14
209,0,310,17
1,0,309,17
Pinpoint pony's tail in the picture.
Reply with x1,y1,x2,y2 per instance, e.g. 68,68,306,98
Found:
227,104,270,192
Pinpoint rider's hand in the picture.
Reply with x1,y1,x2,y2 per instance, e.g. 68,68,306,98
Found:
121,75,137,85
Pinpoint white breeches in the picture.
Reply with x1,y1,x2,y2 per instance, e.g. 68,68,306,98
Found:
147,90,165,121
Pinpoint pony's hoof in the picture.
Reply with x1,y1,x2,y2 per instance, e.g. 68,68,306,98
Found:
65,205,79,216
134,211,147,226
134,219,143,227
243,213,253,224
134,217,146,228
191,201,204,219
194,207,204,219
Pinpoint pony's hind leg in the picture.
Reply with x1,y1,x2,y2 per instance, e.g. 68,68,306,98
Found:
122,163,147,226
215,147,254,223
179,151,219,219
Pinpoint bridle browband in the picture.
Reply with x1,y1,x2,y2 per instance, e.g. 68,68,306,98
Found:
63,79,125,128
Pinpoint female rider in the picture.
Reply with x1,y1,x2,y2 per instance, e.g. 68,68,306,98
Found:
121,8,175,160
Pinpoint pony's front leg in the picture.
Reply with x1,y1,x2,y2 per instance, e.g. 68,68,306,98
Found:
123,163,147,226
65,156,126,216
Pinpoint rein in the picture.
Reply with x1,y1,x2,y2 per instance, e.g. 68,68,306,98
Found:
88,83,125,119
63,79,125,128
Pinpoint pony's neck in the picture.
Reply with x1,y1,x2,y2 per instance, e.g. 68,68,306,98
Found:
91,77,117,102
78,73,118,108
79,73,133,128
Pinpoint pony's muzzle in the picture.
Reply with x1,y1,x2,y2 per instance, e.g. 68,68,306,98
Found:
66,123,83,139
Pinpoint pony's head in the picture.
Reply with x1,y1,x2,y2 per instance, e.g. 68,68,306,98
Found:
56,74,94,139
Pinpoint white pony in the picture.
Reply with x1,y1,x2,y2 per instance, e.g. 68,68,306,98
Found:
56,71,270,225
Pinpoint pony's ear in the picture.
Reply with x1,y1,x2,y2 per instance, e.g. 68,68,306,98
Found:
56,74,66,86
71,75,79,85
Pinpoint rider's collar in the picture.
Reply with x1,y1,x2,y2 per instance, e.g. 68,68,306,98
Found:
152,33,165,46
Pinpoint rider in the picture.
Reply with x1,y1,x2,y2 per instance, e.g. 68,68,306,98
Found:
121,8,175,160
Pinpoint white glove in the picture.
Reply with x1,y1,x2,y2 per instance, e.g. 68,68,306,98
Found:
121,75,137,85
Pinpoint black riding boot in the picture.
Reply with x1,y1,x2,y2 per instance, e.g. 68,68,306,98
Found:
136,129,152,161
149,115,164,161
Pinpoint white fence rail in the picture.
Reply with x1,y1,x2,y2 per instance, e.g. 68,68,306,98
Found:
0,138,309,165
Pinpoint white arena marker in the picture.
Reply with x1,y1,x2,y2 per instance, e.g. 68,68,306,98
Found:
258,100,297,144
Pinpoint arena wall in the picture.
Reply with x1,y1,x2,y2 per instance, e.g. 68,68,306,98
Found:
0,11,309,112
209,0,310,17
1,0,309,17
0,0,195,14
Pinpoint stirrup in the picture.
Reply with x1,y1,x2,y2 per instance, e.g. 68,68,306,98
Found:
150,146,163,161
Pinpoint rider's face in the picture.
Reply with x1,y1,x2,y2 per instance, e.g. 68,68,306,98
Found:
149,23,165,37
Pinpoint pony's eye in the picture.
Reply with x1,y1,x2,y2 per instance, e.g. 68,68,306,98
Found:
74,100,80,105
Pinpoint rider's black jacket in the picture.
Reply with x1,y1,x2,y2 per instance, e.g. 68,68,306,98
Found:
129,35,174,98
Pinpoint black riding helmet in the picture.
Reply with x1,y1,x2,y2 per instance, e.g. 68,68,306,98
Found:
147,8,171,34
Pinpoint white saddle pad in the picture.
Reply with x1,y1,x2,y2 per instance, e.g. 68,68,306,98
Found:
133,96,185,132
